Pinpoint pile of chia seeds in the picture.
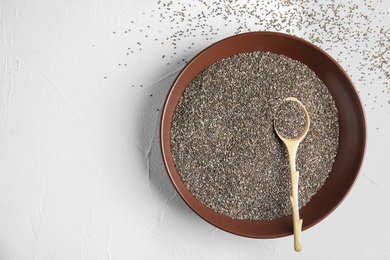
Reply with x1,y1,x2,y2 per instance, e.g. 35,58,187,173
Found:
170,51,339,220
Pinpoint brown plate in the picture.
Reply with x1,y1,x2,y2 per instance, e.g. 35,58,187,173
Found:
160,32,365,238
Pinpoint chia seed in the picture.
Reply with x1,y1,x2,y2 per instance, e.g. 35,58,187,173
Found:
170,51,339,220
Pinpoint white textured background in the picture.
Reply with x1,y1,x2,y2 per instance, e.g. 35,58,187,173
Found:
1,0,390,259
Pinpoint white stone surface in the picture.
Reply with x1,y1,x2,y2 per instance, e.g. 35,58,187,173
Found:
1,1,389,259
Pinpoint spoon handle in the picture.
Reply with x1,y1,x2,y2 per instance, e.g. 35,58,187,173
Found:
290,170,302,252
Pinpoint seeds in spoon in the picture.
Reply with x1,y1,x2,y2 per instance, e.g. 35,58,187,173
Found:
275,100,307,139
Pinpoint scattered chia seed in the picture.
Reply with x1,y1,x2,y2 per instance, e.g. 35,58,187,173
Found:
275,99,307,140
126,1,390,112
170,51,339,220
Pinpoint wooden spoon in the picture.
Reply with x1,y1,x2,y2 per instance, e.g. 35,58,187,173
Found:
274,97,310,252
